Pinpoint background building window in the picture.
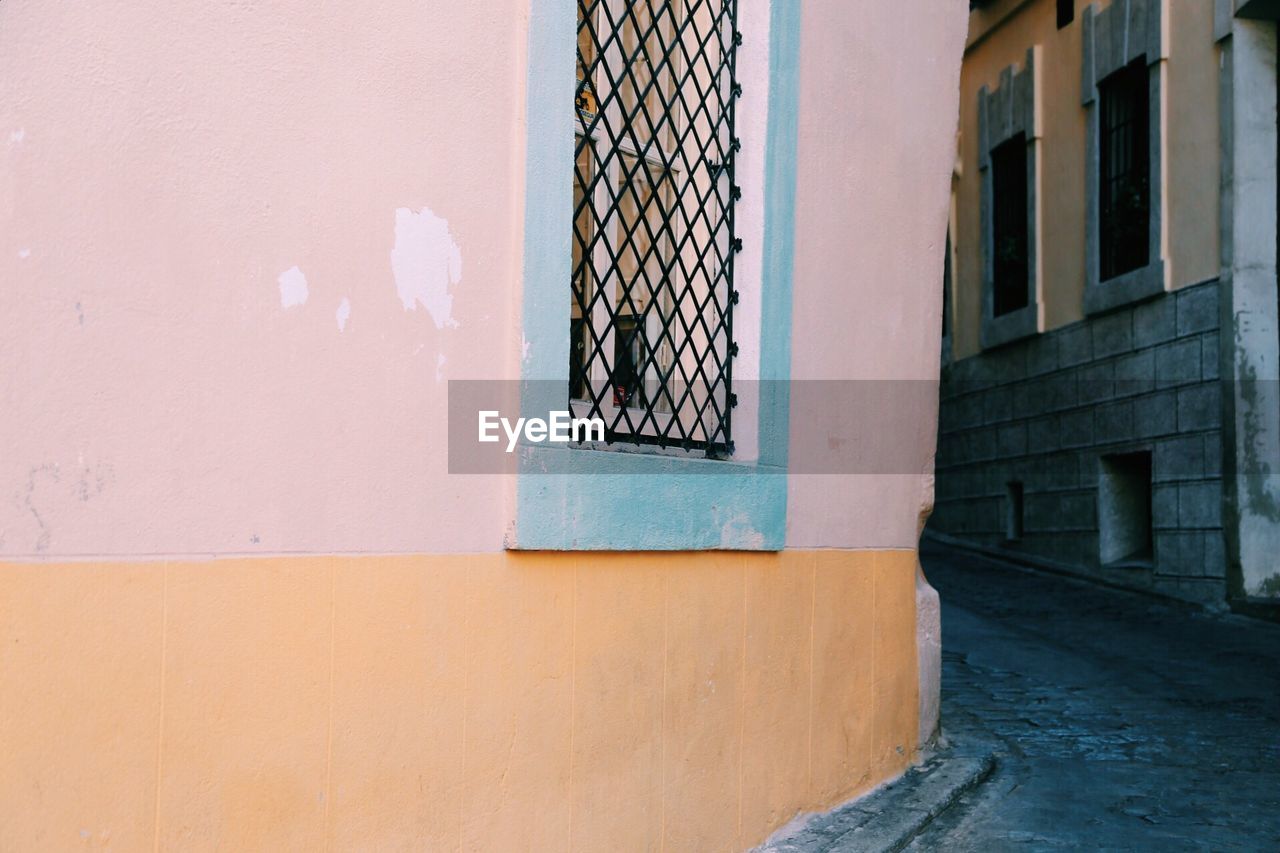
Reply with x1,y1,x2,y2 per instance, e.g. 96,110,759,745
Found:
1099,58,1150,282
991,133,1029,317
572,0,740,455
1057,0,1074,29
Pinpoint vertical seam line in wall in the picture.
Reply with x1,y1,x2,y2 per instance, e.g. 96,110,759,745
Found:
567,562,578,851
459,579,471,849
806,556,816,792
322,562,337,851
737,558,748,843
659,572,670,852
151,562,169,853
871,557,879,774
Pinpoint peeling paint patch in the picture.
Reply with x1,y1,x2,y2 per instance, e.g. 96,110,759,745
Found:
718,509,765,549
278,266,309,309
17,248,30,260
9,128,24,144
390,206,461,328
521,334,531,363
435,353,447,382
336,297,351,331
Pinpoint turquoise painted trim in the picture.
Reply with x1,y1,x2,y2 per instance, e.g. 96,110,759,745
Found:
512,0,800,551
515,450,787,550
756,0,800,469
518,0,576,416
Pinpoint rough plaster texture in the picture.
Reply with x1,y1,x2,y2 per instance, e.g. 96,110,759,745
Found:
784,0,968,549
0,0,526,556
0,548,921,851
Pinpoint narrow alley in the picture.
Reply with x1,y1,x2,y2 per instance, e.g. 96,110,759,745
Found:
909,541,1280,850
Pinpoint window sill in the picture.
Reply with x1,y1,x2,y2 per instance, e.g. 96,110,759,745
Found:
981,301,1039,350
1084,260,1165,316
508,444,787,551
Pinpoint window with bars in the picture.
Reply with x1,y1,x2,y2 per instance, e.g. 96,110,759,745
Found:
991,133,1029,317
572,0,740,456
1099,58,1150,282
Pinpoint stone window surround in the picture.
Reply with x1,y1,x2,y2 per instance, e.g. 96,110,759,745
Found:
1082,0,1166,316
979,46,1042,350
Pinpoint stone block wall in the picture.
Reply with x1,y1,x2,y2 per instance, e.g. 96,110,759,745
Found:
931,279,1227,604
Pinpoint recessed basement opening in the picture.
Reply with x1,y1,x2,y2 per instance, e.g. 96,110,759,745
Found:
1005,481,1024,542
1098,452,1153,565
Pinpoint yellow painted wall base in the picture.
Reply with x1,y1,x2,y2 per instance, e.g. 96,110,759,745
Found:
0,549,920,851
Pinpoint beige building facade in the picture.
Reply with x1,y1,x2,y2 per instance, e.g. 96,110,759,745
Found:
934,0,1280,607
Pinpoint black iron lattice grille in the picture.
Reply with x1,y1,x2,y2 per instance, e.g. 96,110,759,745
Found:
572,0,740,456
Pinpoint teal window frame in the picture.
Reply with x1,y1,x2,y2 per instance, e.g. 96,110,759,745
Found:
509,0,801,551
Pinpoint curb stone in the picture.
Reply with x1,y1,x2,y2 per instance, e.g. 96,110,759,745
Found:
754,735,997,852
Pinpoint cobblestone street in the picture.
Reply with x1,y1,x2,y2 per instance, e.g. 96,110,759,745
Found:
910,540,1280,851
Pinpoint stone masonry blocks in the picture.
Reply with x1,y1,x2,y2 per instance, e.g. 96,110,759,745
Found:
934,281,1226,596
1177,285,1220,336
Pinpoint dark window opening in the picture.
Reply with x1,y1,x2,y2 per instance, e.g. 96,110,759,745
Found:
1099,452,1153,565
991,133,1029,317
1099,58,1150,282
1006,481,1025,542
1057,0,1074,29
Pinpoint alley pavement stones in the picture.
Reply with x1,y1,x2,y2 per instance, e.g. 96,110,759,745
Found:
760,539,1280,851
754,737,997,853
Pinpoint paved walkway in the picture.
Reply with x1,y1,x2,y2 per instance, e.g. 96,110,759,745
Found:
909,540,1280,851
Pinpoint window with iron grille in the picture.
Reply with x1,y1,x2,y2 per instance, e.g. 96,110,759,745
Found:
991,133,1029,317
1099,58,1150,282
573,0,740,457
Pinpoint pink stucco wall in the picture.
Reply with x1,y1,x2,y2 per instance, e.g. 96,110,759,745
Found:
1,0,966,558
784,2,965,548
1,0,525,556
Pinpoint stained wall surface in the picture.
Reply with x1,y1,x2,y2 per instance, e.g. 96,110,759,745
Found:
1,0,964,559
